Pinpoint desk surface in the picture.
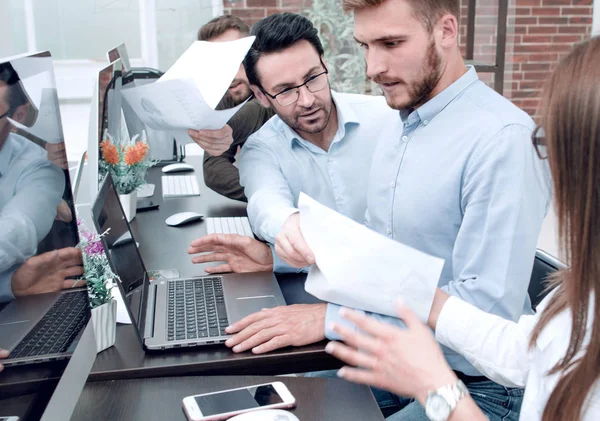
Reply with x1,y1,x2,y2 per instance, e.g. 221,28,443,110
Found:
0,156,339,394
71,376,384,421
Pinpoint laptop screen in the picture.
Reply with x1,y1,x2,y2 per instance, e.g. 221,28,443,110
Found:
92,175,147,333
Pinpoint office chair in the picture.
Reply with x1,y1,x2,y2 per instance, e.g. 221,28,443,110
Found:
528,249,566,310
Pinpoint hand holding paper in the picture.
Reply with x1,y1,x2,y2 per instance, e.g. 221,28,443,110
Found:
299,193,444,322
121,37,255,133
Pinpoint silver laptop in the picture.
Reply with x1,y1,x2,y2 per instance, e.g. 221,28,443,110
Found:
91,175,286,350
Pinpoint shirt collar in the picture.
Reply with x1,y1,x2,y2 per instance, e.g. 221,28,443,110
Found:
283,90,360,147
399,65,479,125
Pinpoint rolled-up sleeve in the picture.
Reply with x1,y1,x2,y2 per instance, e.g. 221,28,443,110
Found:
239,138,298,244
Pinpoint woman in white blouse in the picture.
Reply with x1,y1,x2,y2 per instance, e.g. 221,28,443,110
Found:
324,37,600,421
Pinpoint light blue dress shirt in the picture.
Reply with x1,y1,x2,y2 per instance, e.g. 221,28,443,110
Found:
0,132,64,302
325,67,552,376
239,91,399,271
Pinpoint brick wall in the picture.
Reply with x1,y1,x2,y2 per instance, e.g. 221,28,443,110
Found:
225,0,593,118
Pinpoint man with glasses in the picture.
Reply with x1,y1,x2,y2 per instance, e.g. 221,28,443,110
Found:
188,12,397,351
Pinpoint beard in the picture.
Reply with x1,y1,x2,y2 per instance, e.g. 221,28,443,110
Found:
375,39,444,111
279,96,333,135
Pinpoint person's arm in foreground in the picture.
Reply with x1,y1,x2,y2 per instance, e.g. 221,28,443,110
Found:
325,299,488,421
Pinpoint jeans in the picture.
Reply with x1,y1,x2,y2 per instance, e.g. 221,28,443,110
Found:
305,371,524,421
376,379,523,421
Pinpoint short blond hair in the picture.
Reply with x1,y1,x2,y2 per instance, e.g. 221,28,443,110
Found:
342,0,459,32
197,14,250,41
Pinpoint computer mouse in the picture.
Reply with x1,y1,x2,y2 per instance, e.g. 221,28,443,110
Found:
161,163,194,173
228,409,299,421
165,212,204,227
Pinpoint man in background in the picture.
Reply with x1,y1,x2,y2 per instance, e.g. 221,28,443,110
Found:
190,14,275,201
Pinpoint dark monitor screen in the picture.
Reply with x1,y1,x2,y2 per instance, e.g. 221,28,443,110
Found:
91,175,147,333
0,52,79,293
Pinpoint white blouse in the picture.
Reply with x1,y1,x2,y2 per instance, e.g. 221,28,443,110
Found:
435,293,600,420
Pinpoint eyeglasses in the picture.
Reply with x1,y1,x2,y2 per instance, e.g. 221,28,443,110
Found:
0,109,11,120
263,68,329,107
532,126,548,160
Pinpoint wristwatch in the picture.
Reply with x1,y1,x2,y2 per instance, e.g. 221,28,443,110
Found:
424,379,469,421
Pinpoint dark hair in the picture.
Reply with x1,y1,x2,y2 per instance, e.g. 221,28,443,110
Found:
0,62,29,112
528,37,600,421
197,14,250,41
342,0,459,33
243,13,324,89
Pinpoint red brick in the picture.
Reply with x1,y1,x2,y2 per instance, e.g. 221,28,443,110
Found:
528,26,559,34
247,0,276,6
568,16,592,24
522,34,553,43
538,16,569,24
557,25,589,33
531,6,561,15
561,7,592,15
521,62,552,71
552,34,584,43
516,7,532,15
230,8,267,19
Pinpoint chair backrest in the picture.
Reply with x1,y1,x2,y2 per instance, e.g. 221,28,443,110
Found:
528,249,566,310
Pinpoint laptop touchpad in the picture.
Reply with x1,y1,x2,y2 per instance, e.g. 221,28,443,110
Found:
236,296,277,318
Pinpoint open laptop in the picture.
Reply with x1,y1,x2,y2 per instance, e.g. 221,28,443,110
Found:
0,52,91,367
91,175,286,350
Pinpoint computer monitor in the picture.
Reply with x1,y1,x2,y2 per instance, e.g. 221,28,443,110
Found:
0,51,96,418
85,59,123,201
106,43,131,74
106,47,174,162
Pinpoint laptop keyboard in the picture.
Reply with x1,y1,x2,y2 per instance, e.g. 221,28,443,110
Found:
167,277,229,341
10,290,90,359
161,175,200,198
205,217,254,237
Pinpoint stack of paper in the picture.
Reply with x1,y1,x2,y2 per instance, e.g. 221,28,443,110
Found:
299,193,445,322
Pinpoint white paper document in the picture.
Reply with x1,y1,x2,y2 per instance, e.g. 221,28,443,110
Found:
299,193,445,322
121,37,254,133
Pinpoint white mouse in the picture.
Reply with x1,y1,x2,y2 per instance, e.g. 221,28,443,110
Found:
228,409,299,421
162,163,194,173
165,212,204,227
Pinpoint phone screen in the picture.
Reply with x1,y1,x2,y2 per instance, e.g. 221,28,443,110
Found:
195,385,283,416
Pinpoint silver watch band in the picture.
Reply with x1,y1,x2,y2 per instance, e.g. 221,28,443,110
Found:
424,379,469,421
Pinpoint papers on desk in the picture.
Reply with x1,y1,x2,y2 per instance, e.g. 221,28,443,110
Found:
299,193,445,322
121,37,254,134
110,281,132,324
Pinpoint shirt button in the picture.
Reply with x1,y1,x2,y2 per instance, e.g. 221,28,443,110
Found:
402,136,408,142
387,228,392,235
390,182,395,188
328,158,333,163
423,120,429,125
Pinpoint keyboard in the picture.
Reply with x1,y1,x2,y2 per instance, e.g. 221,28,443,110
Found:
161,175,200,198
10,290,90,359
205,216,254,237
166,277,229,341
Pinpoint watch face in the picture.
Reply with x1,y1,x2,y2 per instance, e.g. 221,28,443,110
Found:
426,394,451,421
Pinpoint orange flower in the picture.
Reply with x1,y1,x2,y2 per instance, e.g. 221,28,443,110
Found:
124,142,149,166
100,140,119,165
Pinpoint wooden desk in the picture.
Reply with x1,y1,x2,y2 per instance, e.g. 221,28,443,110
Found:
0,156,340,394
71,376,385,421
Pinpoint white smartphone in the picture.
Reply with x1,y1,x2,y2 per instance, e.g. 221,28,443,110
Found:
0,417,20,421
182,381,296,421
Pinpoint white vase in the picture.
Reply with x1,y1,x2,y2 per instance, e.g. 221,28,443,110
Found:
91,299,117,353
118,190,137,222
